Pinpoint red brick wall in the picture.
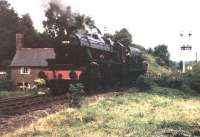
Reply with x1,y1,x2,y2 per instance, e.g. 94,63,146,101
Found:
11,67,48,85
16,33,23,50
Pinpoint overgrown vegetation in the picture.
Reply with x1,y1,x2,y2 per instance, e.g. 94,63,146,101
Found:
143,53,173,75
11,86,200,137
0,90,34,98
0,0,51,68
0,80,14,91
184,63,200,92
67,82,85,107
136,75,153,91
0,79,47,97
147,45,171,67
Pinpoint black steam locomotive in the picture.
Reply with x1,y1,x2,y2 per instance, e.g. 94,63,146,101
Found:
45,33,148,94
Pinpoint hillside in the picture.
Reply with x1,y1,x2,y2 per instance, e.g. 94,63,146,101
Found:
143,53,173,75
10,87,200,137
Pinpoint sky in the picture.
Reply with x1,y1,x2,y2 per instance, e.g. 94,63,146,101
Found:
7,0,200,61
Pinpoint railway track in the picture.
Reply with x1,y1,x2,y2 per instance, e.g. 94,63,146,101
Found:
0,94,66,116
0,87,133,136
0,86,132,117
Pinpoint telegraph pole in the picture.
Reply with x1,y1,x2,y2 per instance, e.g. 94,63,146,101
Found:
196,51,198,63
180,31,192,73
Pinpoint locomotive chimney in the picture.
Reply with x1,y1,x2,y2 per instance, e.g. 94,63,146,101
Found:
16,33,24,51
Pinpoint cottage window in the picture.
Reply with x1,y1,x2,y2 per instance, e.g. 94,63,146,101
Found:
20,67,30,74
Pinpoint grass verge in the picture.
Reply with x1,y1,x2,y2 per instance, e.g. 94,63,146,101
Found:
0,90,34,98
143,53,172,75
11,86,200,137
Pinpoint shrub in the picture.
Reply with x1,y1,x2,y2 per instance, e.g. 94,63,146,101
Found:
34,78,46,87
189,74,200,92
155,76,168,87
184,63,200,92
0,80,14,91
136,75,153,91
154,75,184,89
156,57,166,66
67,82,85,107
179,84,194,94
167,78,183,89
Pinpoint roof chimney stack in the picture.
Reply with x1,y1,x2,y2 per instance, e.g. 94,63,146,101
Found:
16,33,23,51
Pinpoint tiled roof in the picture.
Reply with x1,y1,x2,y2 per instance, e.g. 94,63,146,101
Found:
10,48,55,67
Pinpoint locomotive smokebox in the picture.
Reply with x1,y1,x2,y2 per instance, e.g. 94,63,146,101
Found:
54,34,80,63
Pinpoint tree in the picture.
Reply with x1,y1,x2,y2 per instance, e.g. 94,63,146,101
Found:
43,2,97,47
0,0,44,69
0,0,19,67
169,60,177,70
18,14,43,48
131,43,146,51
113,28,132,47
188,63,200,92
104,33,114,39
147,48,153,54
43,4,73,41
153,45,170,66
84,16,101,34
178,61,183,71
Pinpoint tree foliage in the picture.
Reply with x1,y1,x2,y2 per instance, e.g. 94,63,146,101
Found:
0,0,44,68
153,45,170,66
43,2,97,46
193,63,200,73
104,33,114,39
43,4,74,40
178,61,183,71
185,63,200,92
0,0,19,66
147,48,153,54
18,14,44,48
131,43,146,51
113,28,132,47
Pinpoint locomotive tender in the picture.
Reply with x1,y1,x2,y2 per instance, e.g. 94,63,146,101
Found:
45,33,147,94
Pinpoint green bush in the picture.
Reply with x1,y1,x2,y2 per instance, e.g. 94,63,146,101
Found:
154,75,183,89
155,76,168,87
184,63,200,92
179,84,194,94
0,80,14,91
169,78,183,89
136,75,153,91
188,74,200,92
156,57,166,66
67,82,85,107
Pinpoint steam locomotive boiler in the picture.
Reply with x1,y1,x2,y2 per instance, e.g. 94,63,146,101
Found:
45,33,147,94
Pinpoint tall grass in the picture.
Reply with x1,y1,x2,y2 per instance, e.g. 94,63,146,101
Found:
12,86,200,137
0,90,34,98
143,53,172,75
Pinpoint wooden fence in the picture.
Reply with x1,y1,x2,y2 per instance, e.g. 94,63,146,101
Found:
144,72,184,81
